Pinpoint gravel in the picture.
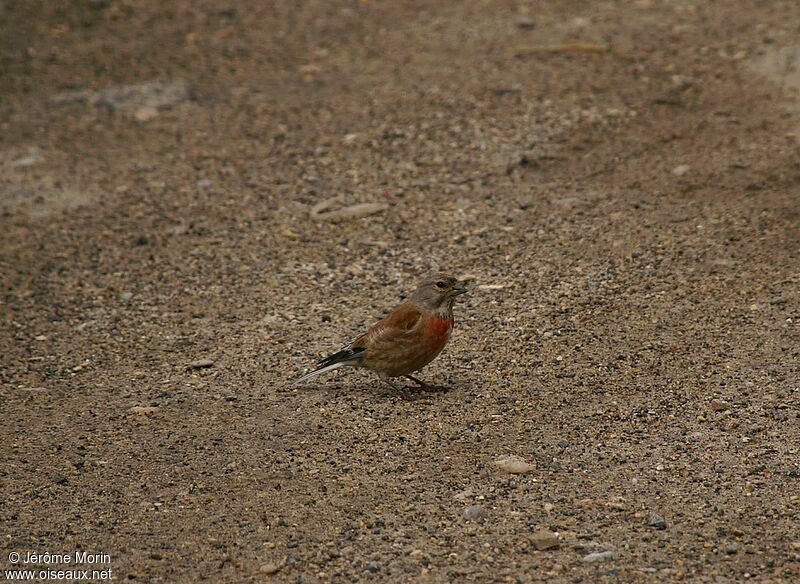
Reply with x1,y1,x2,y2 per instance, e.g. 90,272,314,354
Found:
2,1,798,582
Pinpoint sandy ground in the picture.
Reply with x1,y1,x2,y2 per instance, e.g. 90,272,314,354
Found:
2,1,799,582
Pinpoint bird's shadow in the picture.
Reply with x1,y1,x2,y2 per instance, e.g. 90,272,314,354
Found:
297,379,457,404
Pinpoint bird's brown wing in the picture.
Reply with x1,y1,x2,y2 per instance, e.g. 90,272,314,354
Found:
352,301,422,351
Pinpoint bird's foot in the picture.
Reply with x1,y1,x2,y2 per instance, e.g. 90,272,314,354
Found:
422,384,450,393
395,387,416,401
381,377,424,401
404,375,451,393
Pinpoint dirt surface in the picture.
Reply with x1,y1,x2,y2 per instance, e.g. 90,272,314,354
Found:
2,1,800,582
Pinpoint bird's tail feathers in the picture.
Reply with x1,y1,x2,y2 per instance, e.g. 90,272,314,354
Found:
295,346,365,385
295,361,346,385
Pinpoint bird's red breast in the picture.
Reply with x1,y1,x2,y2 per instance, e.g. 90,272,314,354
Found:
426,315,454,348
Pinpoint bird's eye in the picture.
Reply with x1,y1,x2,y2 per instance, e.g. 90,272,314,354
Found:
435,281,446,289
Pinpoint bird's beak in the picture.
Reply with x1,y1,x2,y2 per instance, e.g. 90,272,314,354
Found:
452,283,468,296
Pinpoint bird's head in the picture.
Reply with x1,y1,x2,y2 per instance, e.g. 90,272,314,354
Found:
410,272,467,314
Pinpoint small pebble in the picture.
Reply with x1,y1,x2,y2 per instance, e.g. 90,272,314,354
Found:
493,455,536,474
259,562,282,575
530,529,559,550
187,359,214,370
8,154,42,168
710,398,730,411
463,505,484,520
120,292,134,303
366,561,381,573
724,544,739,555
647,512,667,530
582,551,616,563
135,106,160,122
672,164,691,176
515,17,536,29
310,196,388,222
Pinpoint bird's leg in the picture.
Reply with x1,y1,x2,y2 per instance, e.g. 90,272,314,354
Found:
379,375,415,401
404,374,450,393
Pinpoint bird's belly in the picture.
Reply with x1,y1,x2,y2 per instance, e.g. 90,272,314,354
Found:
367,316,453,377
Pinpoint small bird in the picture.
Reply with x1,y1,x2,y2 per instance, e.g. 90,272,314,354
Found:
296,273,467,399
